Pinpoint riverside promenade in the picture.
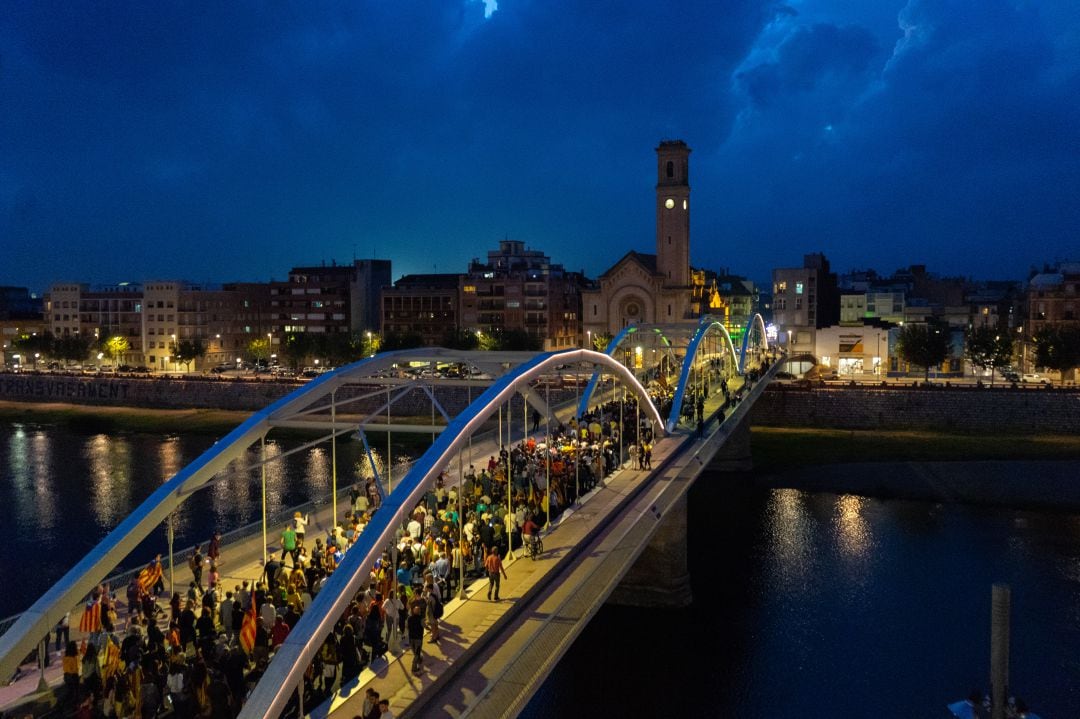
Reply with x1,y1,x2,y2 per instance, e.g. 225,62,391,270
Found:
0,376,746,718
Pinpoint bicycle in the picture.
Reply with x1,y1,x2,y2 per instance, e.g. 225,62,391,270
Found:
525,534,543,559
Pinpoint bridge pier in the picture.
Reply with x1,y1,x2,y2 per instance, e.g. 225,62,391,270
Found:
707,416,753,472
608,494,692,608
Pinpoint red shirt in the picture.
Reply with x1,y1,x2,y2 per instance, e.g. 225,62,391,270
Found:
271,620,291,647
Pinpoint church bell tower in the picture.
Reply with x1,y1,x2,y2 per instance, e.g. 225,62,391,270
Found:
656,140,691,287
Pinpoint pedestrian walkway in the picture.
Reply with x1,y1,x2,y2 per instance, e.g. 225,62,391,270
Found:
0,369,751,717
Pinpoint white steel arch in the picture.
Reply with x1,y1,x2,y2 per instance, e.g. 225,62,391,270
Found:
239,348,664,718
0,346,522,683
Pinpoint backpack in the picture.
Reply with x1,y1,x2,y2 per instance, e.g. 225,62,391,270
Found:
430,593,444,619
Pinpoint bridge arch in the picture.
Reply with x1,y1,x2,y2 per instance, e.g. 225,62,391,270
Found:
666,319,741,433
0,345,532,683
738,313,769,373
240,348,663,717
577,324,678,418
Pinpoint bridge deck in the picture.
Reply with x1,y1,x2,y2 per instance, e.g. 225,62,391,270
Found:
0,365,771,718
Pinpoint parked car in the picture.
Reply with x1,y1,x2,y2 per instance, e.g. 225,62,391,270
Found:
1002,370,1020,383
1021,372,1049,384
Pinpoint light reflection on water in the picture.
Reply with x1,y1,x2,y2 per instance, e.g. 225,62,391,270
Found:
525,472,1080,718
0,423,415,618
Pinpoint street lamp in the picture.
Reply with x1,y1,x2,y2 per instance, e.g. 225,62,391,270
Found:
366,330,373,357
586,330,591,350
33,353,39,371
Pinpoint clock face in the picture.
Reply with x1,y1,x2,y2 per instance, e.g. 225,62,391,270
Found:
664,198,675,209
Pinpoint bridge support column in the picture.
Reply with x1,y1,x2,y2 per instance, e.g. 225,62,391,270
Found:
708,417,753,472
608,494,692,609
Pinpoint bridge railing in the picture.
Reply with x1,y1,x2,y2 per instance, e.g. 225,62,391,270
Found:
0,463,413,645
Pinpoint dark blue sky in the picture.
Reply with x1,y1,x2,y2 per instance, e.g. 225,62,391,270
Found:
3,1,1078,293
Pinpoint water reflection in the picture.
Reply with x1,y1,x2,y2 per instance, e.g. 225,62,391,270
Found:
31,431,57,529
833,494,872,560
87,434,134,528
764,488,816,589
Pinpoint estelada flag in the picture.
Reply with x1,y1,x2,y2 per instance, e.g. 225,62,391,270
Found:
137,562,162,594
79,600,101,633
239,601,258,654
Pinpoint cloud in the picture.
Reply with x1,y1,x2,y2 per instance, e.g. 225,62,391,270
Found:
713,0,1080,279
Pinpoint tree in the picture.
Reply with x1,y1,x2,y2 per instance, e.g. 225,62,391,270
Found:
493,328,541,351
13,331,54,360
321,333,357,367
895,322,951,382
247,337,271,365
281,333,311,369
592,332,613,352
381,331,425,351
1034,325,1080,385
361,331,382,357
170,339,206,372
52,334,92,365
103,335,130,368
964,326,1012,385
442,328,479,351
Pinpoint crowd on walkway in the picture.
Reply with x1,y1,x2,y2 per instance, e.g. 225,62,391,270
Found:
36,364,757,718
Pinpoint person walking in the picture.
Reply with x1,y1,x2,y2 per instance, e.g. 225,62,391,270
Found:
292,511,309,548
281,523,299,567
484,546,507,601
406,604,425,676
207,531,221,564
189,546,204,589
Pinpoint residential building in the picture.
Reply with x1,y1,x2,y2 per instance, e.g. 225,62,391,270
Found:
381,273,461,346
270,259,391,337
46,282,145,365
460,240,586,350
772,252,839,356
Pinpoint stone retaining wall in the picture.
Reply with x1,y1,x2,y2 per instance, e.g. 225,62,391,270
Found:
750,384,1080,433
0,372,577,417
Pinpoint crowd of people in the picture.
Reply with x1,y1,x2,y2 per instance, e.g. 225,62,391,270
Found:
45,363,755,718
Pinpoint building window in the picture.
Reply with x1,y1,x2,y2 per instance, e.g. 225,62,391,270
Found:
666,160,673,178
796,282,804,295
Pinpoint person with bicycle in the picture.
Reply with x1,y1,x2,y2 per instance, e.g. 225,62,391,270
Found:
522,515,541,559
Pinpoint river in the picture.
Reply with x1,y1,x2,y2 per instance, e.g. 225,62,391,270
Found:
2,422,1078,716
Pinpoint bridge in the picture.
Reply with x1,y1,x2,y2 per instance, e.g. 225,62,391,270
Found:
0,315,776,717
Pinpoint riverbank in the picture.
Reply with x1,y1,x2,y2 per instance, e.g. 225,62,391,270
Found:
750,427,1080,471
0,400,252,434
751,427,1080,511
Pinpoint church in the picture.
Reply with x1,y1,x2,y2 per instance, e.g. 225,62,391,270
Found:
581,140,717,343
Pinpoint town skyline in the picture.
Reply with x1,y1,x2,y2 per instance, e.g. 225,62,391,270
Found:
4,1,1079,293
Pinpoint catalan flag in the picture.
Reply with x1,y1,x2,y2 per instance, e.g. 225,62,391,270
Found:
79,600,102,634
137,561,162,594
239,599,258,654
103,635,122,679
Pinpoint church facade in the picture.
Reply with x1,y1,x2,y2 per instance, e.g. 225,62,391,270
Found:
582,140,712,344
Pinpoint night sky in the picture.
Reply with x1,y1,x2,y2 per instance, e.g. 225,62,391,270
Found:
2,1,1078,294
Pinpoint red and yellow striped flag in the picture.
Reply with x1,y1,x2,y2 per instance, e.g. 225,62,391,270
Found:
79,601,101,633
103,636,122,679
137,562,162,594
239,600,258,654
